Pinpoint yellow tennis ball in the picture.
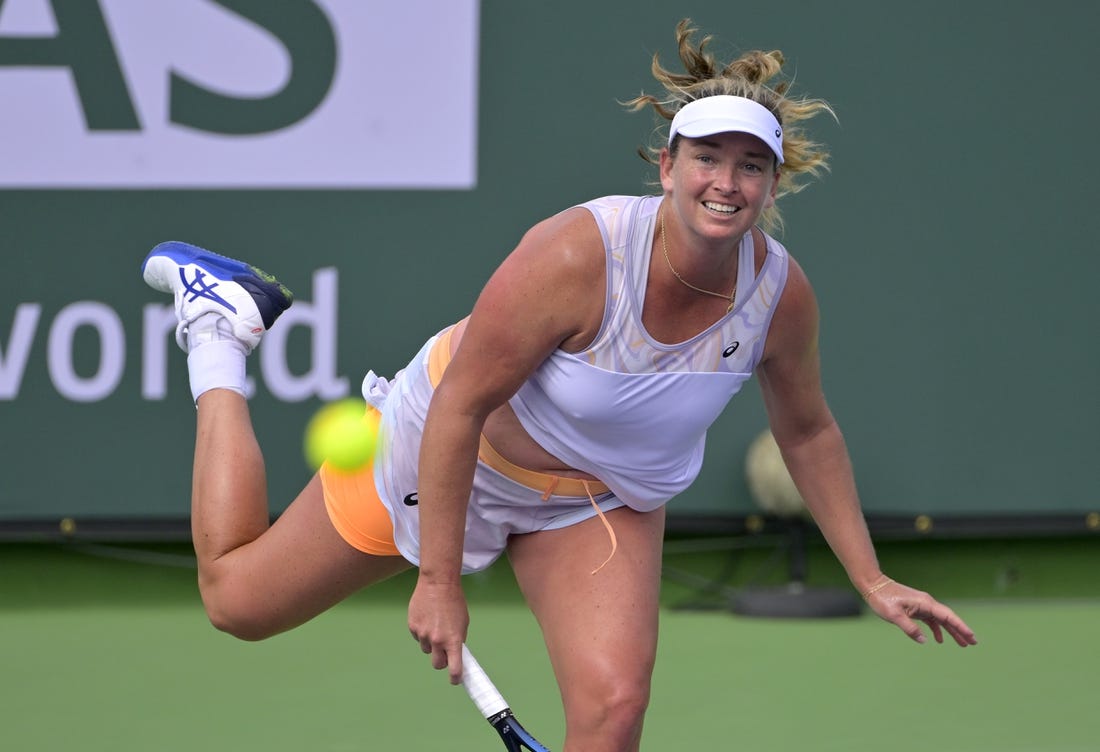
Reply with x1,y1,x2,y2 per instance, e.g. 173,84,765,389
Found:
304,398,379,472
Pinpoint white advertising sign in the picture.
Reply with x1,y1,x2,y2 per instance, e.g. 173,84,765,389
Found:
0,0,480,188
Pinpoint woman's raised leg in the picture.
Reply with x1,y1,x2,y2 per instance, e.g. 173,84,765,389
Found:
190,389,410,641
142,241,410,641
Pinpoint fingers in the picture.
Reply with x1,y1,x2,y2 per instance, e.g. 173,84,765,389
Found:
413,633,465,683
922,618,944,644
447,644,465,685
871,579,978,647
945,621,976,647
894,593,977,647
413,633,462,681
408,580,470,682
918,601,978,647
940,611,979,647
894,612,928,644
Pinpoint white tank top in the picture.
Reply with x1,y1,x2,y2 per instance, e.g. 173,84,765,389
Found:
508,194,790,510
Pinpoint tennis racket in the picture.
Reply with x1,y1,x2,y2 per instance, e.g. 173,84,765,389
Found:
461,643,551,751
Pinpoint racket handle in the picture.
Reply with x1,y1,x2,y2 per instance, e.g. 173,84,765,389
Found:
461,643,510,719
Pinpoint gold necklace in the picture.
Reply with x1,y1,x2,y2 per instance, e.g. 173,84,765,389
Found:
659,206,736,313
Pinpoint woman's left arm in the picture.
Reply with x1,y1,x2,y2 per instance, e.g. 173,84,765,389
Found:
757,257,977,647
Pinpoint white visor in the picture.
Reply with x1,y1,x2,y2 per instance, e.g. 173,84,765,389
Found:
668,95,784,164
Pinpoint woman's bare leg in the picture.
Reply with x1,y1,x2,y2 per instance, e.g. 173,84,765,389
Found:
141,242,410,640
191,389,410,641
507,506,666,752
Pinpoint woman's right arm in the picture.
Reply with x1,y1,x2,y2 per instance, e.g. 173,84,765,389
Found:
407,207,607,684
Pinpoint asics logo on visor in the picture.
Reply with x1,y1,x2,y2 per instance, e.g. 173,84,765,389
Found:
179,267,236,313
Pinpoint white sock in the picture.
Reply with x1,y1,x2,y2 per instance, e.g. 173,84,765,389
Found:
186,315,248,402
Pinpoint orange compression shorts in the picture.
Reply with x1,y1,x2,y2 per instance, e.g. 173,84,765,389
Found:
318,415,401,556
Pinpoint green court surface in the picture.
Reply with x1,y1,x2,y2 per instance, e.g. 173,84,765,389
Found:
2,539,1097,751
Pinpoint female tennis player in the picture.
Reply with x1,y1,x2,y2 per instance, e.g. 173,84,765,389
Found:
142,19,977,752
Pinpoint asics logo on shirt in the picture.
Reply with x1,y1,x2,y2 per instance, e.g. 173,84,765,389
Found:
403,492,419,506
723,341,740,357
179,267,237,313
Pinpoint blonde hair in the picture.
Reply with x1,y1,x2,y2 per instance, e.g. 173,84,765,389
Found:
624,20,835,233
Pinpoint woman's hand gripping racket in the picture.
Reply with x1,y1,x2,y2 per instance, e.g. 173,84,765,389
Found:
461,644,551,751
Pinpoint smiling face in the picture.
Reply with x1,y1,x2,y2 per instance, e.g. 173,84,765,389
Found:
659,131,780,247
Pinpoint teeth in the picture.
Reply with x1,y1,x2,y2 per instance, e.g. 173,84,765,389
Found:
704,202,738,214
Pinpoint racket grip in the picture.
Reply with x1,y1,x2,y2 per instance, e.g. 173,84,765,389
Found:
461,643,509,719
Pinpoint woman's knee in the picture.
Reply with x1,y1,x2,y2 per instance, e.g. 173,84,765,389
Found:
195,541,410,642
563,668,651,746
197,568,281,642
203,603,274,642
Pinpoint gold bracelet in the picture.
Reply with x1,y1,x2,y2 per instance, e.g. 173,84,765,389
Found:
862,576,894,599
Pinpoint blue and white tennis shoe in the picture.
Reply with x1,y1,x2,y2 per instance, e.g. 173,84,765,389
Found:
142,241,293,353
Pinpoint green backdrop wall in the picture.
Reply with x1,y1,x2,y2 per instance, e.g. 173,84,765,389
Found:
2,0,1097,534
